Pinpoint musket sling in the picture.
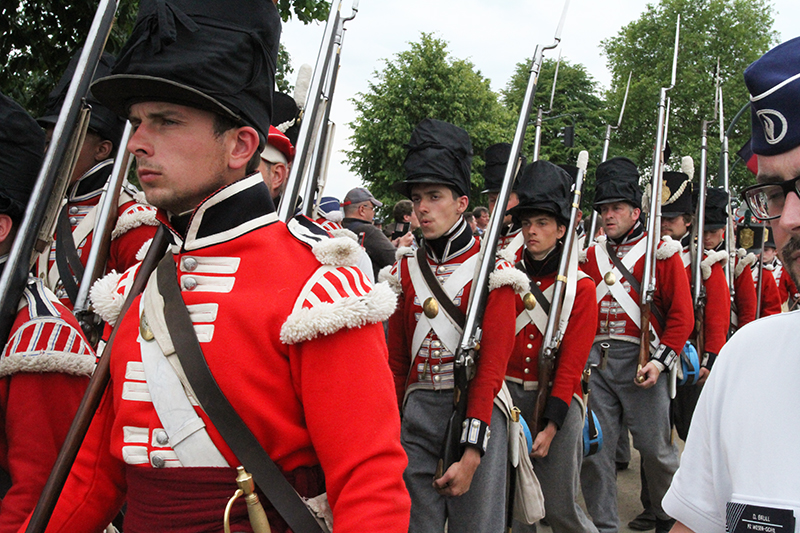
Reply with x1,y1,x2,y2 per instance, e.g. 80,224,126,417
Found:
604,241,666,330
156,252,328,533
54,205,87,303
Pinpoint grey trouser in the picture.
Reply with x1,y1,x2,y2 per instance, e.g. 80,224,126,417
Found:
507,382,599,533
401,390,507,533
579,341,679,533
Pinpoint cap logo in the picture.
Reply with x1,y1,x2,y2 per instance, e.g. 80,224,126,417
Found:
661,179,671,205
757,109,788,145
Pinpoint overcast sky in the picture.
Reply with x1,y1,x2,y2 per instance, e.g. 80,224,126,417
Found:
279,0,799,203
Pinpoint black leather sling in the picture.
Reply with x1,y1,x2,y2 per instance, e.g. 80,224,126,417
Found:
156,252,327,533
604,241,666,330
416,245,466,328
55,205,86,303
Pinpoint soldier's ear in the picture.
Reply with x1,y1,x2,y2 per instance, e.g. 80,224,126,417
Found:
0,214,14,249
228,126,261,172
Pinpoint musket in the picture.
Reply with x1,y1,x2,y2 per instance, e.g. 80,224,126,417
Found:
436,0,570,479
586,71,632,248
693,136,707,356
755,255,764,319
72,122,134,345
691,63,723,356
638,14,680,382
26,226,169,533
532,150,589,435
532,50,561,162
301,0,358,218
278,0,359,222
0,0,118,346
720,101,751,298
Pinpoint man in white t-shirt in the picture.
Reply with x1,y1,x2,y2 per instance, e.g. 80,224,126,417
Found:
663,35,800,533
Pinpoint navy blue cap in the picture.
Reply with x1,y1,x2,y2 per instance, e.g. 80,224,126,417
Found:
744,36,800,156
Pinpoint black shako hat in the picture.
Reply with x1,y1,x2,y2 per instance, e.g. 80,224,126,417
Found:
91,0,281,144
558,164,580,184
0,93,45,214
661,171,693,218
593,157,642,211
704,187,729,231
507,160,571,224
272,92,301,147
744,36,800,156
481,142,526,193
38,51,125,149
394,118,473,199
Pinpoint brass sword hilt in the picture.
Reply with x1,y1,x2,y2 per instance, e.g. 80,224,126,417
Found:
224,466,272,533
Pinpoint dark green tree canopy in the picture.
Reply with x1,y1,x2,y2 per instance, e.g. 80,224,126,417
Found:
1,0,328,115
346,33,514,209
501,56,607,211
602,0,776,192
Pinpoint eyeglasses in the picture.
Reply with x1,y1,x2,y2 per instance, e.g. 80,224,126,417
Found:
742,176,800,221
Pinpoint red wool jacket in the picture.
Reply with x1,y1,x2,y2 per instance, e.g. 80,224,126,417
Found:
732,253,758,329
38,176,410,533
753,264,782,317
387,239,521,425
36,160,158,308
681,248,730,357
506,267,597,428
0,279,93,533
582,233,694,356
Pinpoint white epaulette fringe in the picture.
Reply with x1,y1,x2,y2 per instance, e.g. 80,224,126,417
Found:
735,248,757,278
311,236,361,268
378,264,401,294
656,235,682,260
489,261,529,295
89,270,126,326
280,281,397,345
111,204,159,240
701,250,728,281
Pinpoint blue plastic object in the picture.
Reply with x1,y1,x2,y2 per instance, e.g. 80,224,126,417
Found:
678,341,700,386
520,416,533,455
583,409,603,457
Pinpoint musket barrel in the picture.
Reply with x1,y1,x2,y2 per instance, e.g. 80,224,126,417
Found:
0,0,118,346
694,126,709,306
278,0,341,221
26,226,169,533
73,122,134,321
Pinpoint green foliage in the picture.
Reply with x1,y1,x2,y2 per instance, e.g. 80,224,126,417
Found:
0,0,327,116
501,57,608,213
346,33,515,211
601,0,777,194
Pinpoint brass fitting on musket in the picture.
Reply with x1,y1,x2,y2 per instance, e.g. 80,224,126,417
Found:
224,466,271,533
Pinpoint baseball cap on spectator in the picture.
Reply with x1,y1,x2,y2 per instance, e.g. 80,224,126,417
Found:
342,187,383,208
260,126,295,164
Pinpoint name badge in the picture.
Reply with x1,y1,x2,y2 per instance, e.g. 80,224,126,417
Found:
727,502,796,533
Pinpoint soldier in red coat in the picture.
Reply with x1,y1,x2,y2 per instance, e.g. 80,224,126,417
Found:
762,229,800,308
35,50,158,310
628,170,732,531
483,143,526,254
0,93,94,533
579,157,694,533
503,160,598,533
385,119,522,533
34,2,410,532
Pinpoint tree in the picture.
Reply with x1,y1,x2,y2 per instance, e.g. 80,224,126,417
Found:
346,33,515,209
601,0,777,193
0,0,328,115
501,56,608,213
